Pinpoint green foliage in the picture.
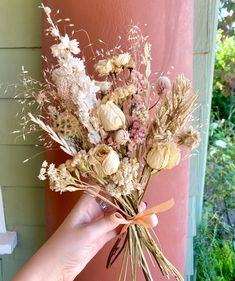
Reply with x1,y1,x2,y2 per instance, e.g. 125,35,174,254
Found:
218,0,235,37
205,118,235,213
195,5,235,280
195,118,235,280
194,212,235,281
212,30,235,122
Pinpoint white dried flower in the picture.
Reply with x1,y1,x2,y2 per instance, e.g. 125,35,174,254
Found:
132,104,149,124
94,59,113,76
113,53,131,68
60,57,85,76
71,150,88,167
69,72,101,144
47,163,78,193
42,160,48,167
106,158,141,198
95,80,112,92
38,161,48,180
102,84,137,104
51,34,80,59
113,85,136,99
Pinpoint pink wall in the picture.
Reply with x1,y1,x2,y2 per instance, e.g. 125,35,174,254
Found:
43,1,193,280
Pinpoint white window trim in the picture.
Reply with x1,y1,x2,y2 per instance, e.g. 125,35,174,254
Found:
0,186,17,254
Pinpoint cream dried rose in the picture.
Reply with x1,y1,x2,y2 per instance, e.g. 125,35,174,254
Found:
146,144,170,170
94,59,113,76
89,144,120,177
164,143,181,169
98,101,126,131
147,142,180,170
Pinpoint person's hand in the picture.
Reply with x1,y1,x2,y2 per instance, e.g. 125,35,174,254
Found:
13,194,122,281
14,193,147,281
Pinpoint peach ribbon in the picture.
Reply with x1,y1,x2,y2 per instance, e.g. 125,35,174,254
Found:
113,198,175,235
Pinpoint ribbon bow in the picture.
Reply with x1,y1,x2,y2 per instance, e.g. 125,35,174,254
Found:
112,198,175,234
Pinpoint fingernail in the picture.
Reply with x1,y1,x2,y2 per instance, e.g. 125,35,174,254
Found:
110,212,124,223
144,201,148,207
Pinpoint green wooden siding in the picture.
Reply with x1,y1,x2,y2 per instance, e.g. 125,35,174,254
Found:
0,100,40,145
0,48,42,98
0,1,45,280
186,0,219,279
0,0,41,48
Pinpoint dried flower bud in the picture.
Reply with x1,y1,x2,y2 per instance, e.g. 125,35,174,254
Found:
44,7,51,16
156,76,171,95
147,142,180,170
94,59,113,76
177,128,200,149
89,144,120,177
98,101,126,131
173,75,191,98
51,28,60,38
102,150,120,175
70,150,89,173
114,129,130,145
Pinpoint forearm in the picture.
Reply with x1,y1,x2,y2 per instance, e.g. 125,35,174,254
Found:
13,241,63,281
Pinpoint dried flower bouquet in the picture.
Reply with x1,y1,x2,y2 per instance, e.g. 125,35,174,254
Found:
19,4,200,281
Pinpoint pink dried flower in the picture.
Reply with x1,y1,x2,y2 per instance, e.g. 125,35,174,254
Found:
129,120,147,144
56,77,71,99
131,70,145,88
156,76,171,95
131,94,143,106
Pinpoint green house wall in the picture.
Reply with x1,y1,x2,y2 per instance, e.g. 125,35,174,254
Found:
0,1,45,280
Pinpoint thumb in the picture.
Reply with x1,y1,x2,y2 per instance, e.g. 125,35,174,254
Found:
86,212,123,238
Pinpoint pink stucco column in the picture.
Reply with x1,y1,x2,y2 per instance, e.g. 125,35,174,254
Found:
43,1,193,280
